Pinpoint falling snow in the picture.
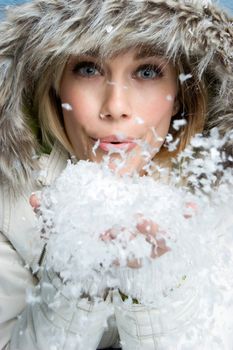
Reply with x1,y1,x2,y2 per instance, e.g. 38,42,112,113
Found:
173,119,187,130
179,73,193,83
34,128,233,348
61,103,73,111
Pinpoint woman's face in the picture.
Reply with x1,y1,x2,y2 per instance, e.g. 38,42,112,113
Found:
60,48,178,174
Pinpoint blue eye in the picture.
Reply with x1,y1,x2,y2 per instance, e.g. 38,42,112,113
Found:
136,65,162,80
72,62,101,77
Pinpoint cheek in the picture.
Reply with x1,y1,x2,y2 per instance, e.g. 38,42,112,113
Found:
139,94,175,127
133,81,177,121
61,86,97,127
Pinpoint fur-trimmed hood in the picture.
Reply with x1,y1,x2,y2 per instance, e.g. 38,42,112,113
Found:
0,0,232,191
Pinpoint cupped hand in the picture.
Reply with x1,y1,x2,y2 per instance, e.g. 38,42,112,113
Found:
100,216,170,268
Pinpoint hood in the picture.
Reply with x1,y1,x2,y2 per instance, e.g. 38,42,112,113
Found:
0,0,232,191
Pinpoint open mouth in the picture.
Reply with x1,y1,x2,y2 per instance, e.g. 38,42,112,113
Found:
91,136,137,153
108,141,122,144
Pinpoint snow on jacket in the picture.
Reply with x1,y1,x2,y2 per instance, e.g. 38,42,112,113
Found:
1,145,233,349
0,143,200,350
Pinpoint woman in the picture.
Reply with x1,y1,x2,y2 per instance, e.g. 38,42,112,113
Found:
0,0,232,348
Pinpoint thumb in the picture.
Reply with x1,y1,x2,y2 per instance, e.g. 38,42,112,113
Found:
29,192,41,210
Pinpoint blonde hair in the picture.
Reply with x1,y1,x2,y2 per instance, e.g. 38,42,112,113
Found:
157,59,207,163
33,59,73,153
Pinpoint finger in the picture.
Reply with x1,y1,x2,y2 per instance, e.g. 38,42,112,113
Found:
100,228,117,241
184,201,198,219
136,219,159,237
112,257,142,269
100,231,112,241
151,237,170,258
29,192,41,210
127,257,142,268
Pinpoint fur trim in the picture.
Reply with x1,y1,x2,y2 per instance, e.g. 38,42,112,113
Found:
0,0,232,191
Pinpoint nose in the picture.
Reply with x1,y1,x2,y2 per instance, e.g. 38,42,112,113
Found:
99,81,132,120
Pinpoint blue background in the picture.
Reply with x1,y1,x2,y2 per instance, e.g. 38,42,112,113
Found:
221,0,233,12
0,0,232,13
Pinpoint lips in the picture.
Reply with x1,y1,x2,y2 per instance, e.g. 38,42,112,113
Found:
91,135,137,152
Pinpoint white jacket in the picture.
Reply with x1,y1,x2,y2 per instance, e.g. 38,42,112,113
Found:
1,144,232,350
0,145,118,350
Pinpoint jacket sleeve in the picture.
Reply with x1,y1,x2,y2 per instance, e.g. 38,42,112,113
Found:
0,238,112,350
0,232,37,350
0,189,112,350
113,287,206,350
9,266,112,350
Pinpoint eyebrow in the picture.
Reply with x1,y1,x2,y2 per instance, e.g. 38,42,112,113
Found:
72,47,165,62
